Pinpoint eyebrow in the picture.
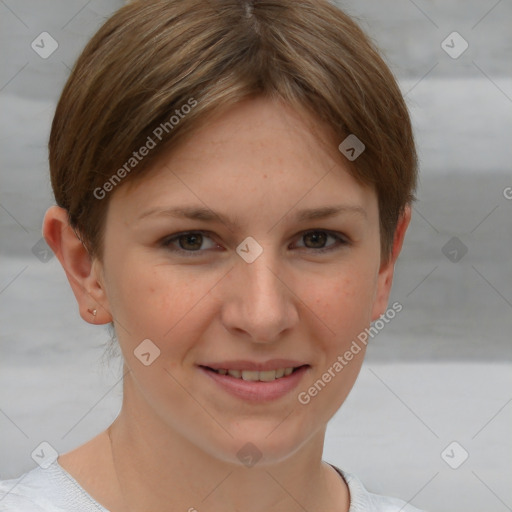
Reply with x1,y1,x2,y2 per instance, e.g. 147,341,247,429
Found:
136,204,367,230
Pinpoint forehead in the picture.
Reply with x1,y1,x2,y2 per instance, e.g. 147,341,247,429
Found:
109,97,378,227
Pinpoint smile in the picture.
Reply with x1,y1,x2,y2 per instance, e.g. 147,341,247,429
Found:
198,364,310,402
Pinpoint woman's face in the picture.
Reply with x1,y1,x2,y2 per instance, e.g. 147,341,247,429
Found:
95,96,393,465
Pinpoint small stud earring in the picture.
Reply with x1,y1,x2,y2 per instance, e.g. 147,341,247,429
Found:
87,308,97,317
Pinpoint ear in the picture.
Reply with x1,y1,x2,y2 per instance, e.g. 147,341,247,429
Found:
370,205,412,321
42,206,112,324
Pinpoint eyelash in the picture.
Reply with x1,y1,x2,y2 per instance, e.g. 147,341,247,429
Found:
160,229,349,257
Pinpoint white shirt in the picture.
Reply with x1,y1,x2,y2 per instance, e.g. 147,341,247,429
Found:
0,461,425,511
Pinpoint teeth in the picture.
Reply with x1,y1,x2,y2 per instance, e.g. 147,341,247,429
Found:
216,367,298,381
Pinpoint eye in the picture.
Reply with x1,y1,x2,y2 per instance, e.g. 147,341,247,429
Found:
161,230,220,256
294,230,349,253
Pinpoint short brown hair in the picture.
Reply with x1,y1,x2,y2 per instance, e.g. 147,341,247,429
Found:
49,0,417,265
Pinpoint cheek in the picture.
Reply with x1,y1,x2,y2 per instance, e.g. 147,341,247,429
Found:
107,258,214,344
305,265,377,341
293,270,376,428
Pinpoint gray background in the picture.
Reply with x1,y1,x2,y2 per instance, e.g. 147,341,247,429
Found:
1,1,511,511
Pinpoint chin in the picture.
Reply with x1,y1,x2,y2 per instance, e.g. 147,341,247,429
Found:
203,423,312,469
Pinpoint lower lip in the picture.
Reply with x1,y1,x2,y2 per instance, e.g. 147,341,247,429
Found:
198,365,310,402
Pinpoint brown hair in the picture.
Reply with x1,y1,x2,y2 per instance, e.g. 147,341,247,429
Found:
49,0,417,266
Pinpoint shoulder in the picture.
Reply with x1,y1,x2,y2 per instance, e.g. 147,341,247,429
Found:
0,490,49,512
0,462,109,512
330,465,427,512
0,466,59,512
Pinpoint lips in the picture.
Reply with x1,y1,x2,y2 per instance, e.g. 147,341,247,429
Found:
198,363,310,402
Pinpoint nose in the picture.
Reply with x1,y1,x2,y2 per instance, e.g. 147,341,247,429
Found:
219,245,299,344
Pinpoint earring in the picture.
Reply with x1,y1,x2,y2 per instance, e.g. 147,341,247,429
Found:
87,308,97,317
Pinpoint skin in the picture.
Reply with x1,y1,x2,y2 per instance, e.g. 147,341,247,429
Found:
43,96,411,512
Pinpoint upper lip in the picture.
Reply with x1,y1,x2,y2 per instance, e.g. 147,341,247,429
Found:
199,359,309,371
